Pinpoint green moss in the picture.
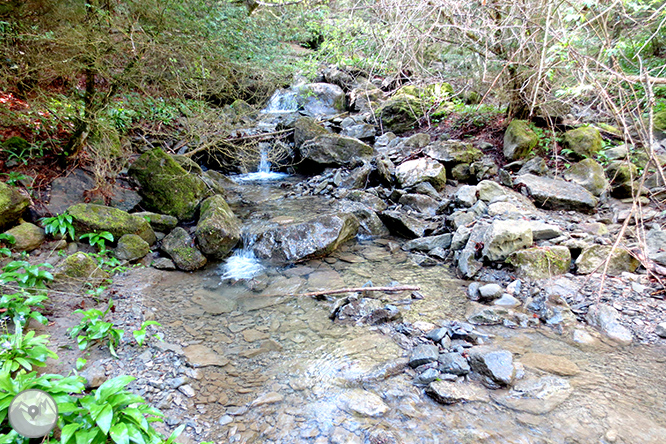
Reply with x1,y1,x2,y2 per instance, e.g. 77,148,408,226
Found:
563,126,602,159
503,120,538,160
67,203,156,244
507,246,571,279
654,110,666,132
3,136,30,153
0,180,30,229
377,94,424,134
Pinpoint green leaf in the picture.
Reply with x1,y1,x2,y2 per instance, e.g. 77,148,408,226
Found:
164,424,186,444
125,423,146,444
121,408,149,432
96,375,135,403
96,404,114,435
110,422,130,444
60,423,81,444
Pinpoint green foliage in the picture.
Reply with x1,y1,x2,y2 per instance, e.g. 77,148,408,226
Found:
0,233,14,257
0,260,54,289
529,123,559,154
68,302,124,357
0,325,58,373
42,212,76,241
0,291,48,327
133,321,161,347
80,231,114,253
2,171,31,187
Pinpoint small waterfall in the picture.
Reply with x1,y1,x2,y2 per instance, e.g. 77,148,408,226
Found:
261,89,299,114
219,234,264,280
235,144,288,182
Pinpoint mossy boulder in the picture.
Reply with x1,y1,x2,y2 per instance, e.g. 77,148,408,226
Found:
507,246,571,279
51,252,110,291
0,181,30,230
503,120,538,161
4,222,45,252
195,195,241,259
172,155,203,175
563,158,609,197
653,110,666,139
294,83,346,117
426,141,483,166
605,160,639,198
396,82,453,102
575,245,639,276
376,94,424,134
67,203,156,245
132,212,178,233
562,126,602,159
114,234,150,261
161,227,207,271
294,117,329,149
128,148,208,221
299,134,373,167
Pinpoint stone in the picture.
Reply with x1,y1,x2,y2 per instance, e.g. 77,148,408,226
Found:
152,257,176,270
438,353,471,375
478,284,503,300
293,83,346,117
655,322,666,338
114,234,150,261
451,226,472,251
466,303,508,325
408,344,440,368
402,234,452,252
476,180,510,202
455,185,478,207
451,163,471,182
376,94,425,133
128,148,208,221
494,294,520,307
426,328,450,343
0,181,29,230
183,344,230,367
470,157,498,182
195,195,241,259
80,360,107,388
299,134,373,167
562,126,602,159
4,222,44,252
564,158,609,196
519,353,579,376
517,156,548,176
425,380,489,404
404,132,431,148
507,246,571,279
67,203,156,245
457,224,489,278
342,123,375,139
467,282,481,301
376,155,395,184
468,347,515,386
44,168,96,216
586,304,633,345
51,252,109,290
338,389,389,417
293,117,329,148
253,213,359,263
398,193,439,215
133,212,178,232
606,160,640,198
379,211,426,239
492,376,573,414
251,392,284,407
344,191,388,212
482,220,533,262
575,245,639,276
426,141,483,165
515,174,598,213
161,227,207,271
415,368,441,385
526,221,562,240
504,120,538,160
653,110,666,139
395,157,447,191
337,202,389,237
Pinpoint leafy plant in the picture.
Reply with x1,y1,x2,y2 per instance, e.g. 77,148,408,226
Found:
0,233,14,257
0,325,58,373
133,321,161,347
68,302,124,357
2,171,31,187
0,291,48,326
0,260,54,289
80,231,114,253
42,212,76,241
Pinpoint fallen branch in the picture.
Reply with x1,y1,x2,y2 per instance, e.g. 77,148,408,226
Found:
182,128,294,158
297,285,421,299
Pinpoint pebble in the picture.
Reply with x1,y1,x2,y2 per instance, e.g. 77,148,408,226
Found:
655,322,666,338
408,344,440,368
219,415,233,426
494,294,521,307
478,283,503,300
179,385,196,398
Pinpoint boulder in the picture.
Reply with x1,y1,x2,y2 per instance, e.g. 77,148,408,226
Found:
294,83,346,117
253,213,359,263
564,158,608,196
455,185,478,207
468,347,515,386
402,234,452,252
161,227,207,271
114,234,150,261
575,245,639,275
4,222,45,252
515,174,598,213
299,134,373,167
132,212,178,232
0,181,29,230
507,246,571,279
482,220,533,262
398,193,439,216
341,122,376,139
404,133,431,148
195,195,241,259
128,148,208,221
293,117,329,148
378,211,426,239
605,160,639,198
457,223,489,278
503,120,538,161
562,126,602,159
376,94,424,134
426,141,483,166
586,304,632,345
395,157,447,191
67,204,156,245
653,110,666,139
51,252,109,290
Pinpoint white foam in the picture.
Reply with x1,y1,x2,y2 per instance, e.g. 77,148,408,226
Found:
220,249,264,280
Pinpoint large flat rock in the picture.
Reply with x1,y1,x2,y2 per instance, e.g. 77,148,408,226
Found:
515,174,598,213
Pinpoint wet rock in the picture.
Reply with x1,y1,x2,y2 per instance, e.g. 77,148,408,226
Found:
253,213,359,263
415,367,441,385
161,227,207,271
426,141,483,165
478,283,503,300
504,120,538,161
133,212,178,232
338,389,389,417
466,304,510,325
152,257,176,270
515,174,598,213
114,234,150,261
195,195,241,259
426,327,450,343
67,203,156,245
468,347,515,386
438,353,471,376
335,298,382,322
379,211,426,239
562,126,602,159
507,246,571,279
409,344,440,368
251,392,284,407
395,157,447,191
183,344,230,367
399,193,439,216
492,376,573,414
402,234,452,252
482,220,533,262
564,158,609,196
128,148,208,221
425,380,489,404
586,304,633,345
300,134,373,167
575,245,639,275
517,156,548,176
4,222,44,252
520,353,579,376
293,116,329,148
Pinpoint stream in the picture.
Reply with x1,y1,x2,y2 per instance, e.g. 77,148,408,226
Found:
126,176,666,444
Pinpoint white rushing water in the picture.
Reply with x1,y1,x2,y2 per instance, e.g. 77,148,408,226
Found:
234,148,288,183
219,234,264,280
261,88,299,114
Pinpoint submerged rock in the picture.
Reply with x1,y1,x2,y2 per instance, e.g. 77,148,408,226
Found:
492,376,573,414
161,227,207,271
195,195,241,259
0,181,29,230
338,389,389,417
67,203,156,245
426,380,489,405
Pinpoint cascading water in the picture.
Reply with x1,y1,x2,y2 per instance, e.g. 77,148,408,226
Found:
261,88,299,114
234,145,288,182
219,233,264,280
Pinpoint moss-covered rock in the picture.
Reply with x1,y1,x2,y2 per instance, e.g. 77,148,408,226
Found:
161,227,207,271
51,252,110,291
132,212,178,233
503,120,538,160
564,158,609,196
4,222,45,252
3,136,30,154
396,82,453,101
128,148,208,221
67,203,156,245
575,245,639,275
653,110,666,137
426,141,483,166
562,126,602,159
114,234,150,261
195,195,241,259
605,160,639,198
172,155,203,175
0,181,30,230
507,246,571,279
376,94,424,134
293,117,329,149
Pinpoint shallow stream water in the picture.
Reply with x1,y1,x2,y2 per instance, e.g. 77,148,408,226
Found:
134,179,666,444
